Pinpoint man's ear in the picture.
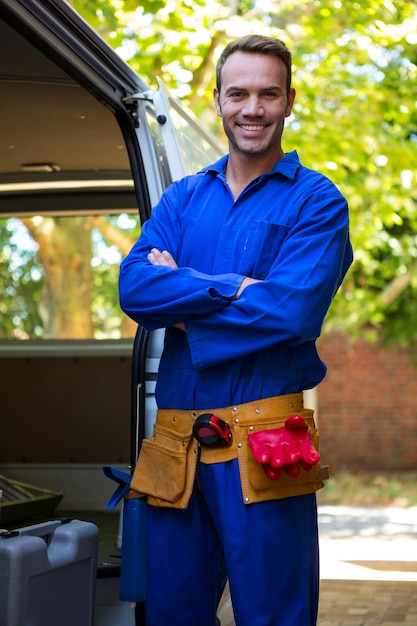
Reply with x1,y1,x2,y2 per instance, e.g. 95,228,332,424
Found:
213,87,222,117
285,87,296,117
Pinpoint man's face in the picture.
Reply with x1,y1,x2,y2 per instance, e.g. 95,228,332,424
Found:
214,51,295,160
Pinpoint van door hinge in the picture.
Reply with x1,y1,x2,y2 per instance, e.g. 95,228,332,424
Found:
123,90,155,128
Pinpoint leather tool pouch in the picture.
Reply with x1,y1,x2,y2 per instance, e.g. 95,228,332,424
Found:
233,409,326,504
130,410,198,509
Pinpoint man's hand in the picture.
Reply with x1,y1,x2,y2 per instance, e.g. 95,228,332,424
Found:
234,276,261,299
147,248,178,269
147,248,184,331
248,415,320,480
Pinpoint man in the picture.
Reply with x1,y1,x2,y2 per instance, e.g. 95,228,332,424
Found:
119,35,353,626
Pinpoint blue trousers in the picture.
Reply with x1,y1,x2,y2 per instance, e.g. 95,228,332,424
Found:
145,459,319,626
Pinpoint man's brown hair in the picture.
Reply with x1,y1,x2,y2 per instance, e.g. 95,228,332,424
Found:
216,35,292,96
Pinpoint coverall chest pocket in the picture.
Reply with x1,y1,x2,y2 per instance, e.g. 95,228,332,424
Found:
238,221,290,279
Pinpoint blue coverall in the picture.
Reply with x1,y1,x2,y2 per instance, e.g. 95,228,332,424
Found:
119,150,353,626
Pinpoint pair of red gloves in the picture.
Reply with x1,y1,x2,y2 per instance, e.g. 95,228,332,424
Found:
248,414,320,480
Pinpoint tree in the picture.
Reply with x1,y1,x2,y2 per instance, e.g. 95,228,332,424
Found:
21,216,94,338
73,0,417,346
0,218,43,339
4,0,416,345
0,213,138,340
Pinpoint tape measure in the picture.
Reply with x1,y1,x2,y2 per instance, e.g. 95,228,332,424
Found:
192,413,232,447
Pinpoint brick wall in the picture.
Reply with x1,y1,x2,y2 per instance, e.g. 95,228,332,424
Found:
316,331,417,472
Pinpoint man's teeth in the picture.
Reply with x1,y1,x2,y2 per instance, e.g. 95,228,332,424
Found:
241,125,264,130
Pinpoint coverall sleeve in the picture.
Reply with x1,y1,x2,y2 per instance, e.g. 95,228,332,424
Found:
119,185,245,330
185,191,353,369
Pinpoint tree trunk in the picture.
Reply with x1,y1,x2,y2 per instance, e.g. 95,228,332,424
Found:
22,216,94,338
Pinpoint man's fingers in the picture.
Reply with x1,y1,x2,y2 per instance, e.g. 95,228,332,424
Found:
148,248,178,269
162,250,178,268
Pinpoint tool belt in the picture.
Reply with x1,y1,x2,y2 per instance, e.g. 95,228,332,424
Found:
130,393,329,509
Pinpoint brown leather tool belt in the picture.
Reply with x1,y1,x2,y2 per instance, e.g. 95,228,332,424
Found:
130,393,329,508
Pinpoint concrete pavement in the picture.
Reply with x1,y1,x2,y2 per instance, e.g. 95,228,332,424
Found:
93,505,417,625
218,506,417,625
318,505,417,582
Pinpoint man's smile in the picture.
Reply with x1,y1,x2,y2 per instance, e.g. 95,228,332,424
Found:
239,123,268,131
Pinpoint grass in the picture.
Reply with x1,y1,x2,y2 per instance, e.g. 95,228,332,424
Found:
316,470,417,507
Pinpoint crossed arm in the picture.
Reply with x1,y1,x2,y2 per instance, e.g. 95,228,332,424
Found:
120,183,352,369
147,247,261,331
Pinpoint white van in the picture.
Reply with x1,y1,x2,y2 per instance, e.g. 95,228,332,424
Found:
0,1,224,623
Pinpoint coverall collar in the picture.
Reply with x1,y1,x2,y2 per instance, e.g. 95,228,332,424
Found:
201,150,301,182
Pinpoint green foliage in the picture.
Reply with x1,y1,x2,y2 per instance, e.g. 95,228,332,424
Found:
0,214,139,340
0,1,403,347
317,469,417,507
278,0,417,346
0,219,43,339
72,0,417,347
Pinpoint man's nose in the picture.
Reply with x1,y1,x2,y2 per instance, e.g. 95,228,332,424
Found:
242,96,264,116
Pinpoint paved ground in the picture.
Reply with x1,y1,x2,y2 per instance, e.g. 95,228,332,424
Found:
7,504,416,625
89,505,417,625
316,506,417,626
319,505,417,581
217,506,417,626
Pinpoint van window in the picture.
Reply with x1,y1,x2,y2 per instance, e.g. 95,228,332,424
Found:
0,210,139,341
168,104,223,174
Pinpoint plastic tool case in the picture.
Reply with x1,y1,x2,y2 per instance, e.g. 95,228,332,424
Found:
0,519,98,626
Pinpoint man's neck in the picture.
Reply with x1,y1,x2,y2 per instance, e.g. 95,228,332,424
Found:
225,149,285,200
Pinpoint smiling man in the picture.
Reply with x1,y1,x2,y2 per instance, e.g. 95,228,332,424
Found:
214,46,295,188
119,35,353,626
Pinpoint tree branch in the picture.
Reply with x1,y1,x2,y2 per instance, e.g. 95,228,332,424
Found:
90,215,138,256
379,272,412,307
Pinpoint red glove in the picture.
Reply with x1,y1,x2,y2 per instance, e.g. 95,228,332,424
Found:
248,415,320,480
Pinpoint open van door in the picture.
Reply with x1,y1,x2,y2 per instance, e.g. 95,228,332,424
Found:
126,80,225,462
131,78,224,212
153,78,224,180
126,77,225,461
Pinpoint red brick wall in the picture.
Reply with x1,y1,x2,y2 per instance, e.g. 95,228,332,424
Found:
317,331,417,472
